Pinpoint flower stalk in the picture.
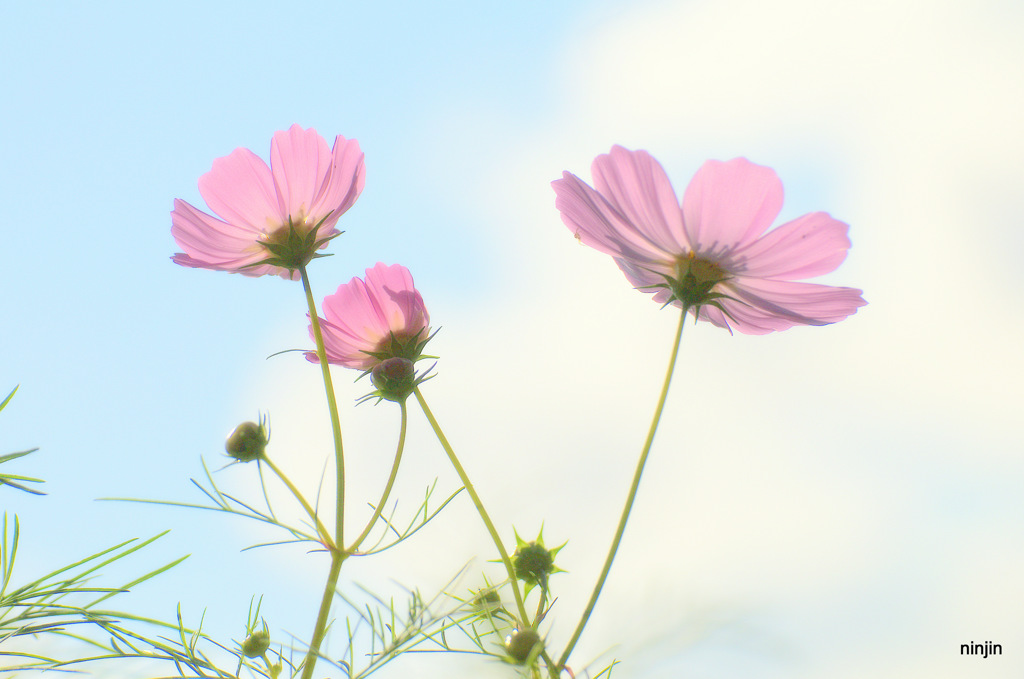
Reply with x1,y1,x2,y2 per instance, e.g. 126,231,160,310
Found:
302,554,345,679
260,454,334,551
413,387,531,626
300,264,347,547
299,263,347,679
347,400,408,554
555,307,687,674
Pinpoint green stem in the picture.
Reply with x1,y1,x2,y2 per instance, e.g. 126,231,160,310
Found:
302,552,345,679
556,309,687,673
540,649,559,678
260,455,334,550
298,264,347,679
300,265,346,545
413,387,530,626
534,581,547,626
347,401,408,554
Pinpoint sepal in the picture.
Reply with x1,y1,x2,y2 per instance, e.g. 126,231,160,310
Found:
240,212,339,273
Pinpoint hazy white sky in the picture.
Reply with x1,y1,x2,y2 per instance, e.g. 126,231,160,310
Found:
2,1,1022,677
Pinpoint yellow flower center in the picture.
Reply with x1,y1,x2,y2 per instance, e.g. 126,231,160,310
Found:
676,251,728,285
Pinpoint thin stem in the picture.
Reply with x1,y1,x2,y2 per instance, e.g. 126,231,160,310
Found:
347,400,408,554
556,309,687,673
540,650,560,678
260,455,334,551
534,582,547,626
301,552,344,679
413,387,530,626
299,265,346,545
298,264,347,679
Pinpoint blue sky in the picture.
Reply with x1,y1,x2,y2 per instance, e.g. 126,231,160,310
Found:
2,1,1023,678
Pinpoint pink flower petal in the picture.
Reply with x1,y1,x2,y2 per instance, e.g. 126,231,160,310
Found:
172,199,303,279
591,146,689,254
311,136,365,230
681,158,783,255
618,260,676,305
729,212,851,279
198,147,284,231
714,278,866,333
171,253,283,278
364,262,430,335
171,199,265,268
307,316,377,370
553,172,674,264
323,277,389,345
270,125,334,224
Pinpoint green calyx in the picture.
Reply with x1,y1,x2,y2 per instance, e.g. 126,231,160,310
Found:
242,213,339,273
369,357,417,402
363,327,437,366
646,252,743,322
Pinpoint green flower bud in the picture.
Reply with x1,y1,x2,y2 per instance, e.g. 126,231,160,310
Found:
225,421,267,462
473,588,501,609
241,629,270,658
370,357,416,402
470,588,504,619
509,528,566,595
514,542,555,586
505,628,542,664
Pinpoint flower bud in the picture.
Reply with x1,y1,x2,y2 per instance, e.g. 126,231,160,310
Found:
225,421,267,462
514,542,555,587
473,588,501,609
505,628,542,664
471,588,504,619
370,357,416,402
241,629,270,658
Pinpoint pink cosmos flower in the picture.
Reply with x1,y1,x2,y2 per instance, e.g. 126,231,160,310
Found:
171,124,365,279
553,146,866,334
306,263,431,370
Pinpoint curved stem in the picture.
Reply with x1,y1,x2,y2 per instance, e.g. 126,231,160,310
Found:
556,309,687,673
260,455,334,550
347,401,408,554
413,387,530,626
298,264,347,679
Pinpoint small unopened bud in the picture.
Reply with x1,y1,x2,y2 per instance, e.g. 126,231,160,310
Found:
241,629,270,658
226,421,267,462
471,588,503,618
473,588,501,609
371,357,416,402
505,628,541,664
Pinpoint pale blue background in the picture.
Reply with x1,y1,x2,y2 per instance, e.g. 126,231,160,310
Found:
2,1,1023,678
